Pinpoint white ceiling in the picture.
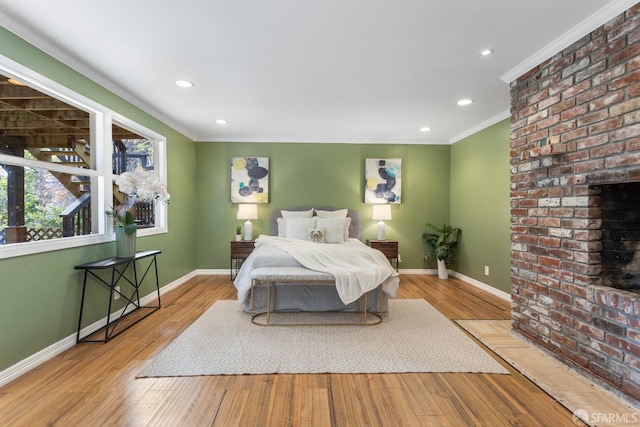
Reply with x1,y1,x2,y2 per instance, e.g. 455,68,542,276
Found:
0,0,635,144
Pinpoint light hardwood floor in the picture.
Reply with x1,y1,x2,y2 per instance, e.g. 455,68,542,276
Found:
0,275,583,426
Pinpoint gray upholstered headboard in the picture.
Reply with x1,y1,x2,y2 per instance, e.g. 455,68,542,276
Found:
270,207,360,238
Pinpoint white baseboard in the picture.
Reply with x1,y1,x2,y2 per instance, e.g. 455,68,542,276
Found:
399,268,510,302
398,268,436,275
0,270,197,388
193,269,229,276
449,271,511,302
0,267,510,388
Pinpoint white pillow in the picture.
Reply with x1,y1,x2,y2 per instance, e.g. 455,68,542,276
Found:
281,209,314,218
284,218,317,240
315,209,348,218
307,228,326,243
276,217,286,237
316,217,346,243
343,217,352,240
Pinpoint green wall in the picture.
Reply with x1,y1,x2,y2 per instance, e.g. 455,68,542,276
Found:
450,119,511,292
0,28,197,372
195,142,451,270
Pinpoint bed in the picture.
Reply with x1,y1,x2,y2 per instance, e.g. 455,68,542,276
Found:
233,207,399,316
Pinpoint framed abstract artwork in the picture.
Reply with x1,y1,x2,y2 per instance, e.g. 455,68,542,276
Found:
365,158,401,204
231,156,269,203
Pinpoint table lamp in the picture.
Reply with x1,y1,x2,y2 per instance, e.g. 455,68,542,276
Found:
372,204,392,241
237,204,258,240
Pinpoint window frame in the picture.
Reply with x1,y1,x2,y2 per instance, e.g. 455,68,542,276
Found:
0,54,168,260
111,114,169,233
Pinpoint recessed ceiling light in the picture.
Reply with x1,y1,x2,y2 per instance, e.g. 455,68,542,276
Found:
457,99,473,106
215,119,228,125
419,127,431,132
175,79,194,88
479,49,493,56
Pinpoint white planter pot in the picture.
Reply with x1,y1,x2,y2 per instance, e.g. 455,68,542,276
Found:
235,234,242,241
437,259,448,279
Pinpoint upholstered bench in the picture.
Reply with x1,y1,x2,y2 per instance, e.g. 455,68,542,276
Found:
249,266,382,326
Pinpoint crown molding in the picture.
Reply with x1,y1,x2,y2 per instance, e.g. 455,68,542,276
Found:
201,136,450,145
501,0,639,83
0,10,198,141
449,110,511,144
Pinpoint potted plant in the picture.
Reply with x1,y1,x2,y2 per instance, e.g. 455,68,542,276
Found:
422,223,460,279
235,225,242,241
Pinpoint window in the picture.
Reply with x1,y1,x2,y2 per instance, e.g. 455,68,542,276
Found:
0,56,167,259
111,119,168,229
0,163,93,245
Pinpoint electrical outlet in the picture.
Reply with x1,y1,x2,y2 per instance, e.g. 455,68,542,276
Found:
397,254,402,263
114,286,120,300
484,265,490,276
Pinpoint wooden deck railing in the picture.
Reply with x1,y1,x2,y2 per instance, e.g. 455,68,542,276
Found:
60,193,91,237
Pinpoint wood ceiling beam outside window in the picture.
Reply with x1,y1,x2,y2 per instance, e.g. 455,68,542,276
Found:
0,73,143,148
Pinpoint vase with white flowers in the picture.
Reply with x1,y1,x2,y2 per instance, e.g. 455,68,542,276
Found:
108,167,170,258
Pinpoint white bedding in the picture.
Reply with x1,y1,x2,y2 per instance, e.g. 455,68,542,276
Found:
234,235,399,305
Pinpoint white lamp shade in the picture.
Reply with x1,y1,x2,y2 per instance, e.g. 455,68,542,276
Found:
236,204,258,220
372,204,392,221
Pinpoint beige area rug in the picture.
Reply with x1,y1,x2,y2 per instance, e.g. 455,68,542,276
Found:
456,319,639,427
138,299,508,377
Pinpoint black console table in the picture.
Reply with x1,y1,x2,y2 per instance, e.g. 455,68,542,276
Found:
75,250,161,343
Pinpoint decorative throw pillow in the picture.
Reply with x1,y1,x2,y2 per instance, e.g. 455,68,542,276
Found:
315,208,348,218
284,218,317,240
316,217,345,243
307,228,326,243
281,209,314,218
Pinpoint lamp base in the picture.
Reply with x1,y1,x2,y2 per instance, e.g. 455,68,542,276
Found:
377,221,385,241
244,220,253,240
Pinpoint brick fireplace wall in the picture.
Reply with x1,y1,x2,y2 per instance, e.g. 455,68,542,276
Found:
510,4,640,402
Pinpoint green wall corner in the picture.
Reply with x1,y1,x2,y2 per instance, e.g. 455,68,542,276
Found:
450,119,511,293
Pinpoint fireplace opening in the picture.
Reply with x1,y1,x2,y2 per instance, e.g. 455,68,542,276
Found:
600,182,640,292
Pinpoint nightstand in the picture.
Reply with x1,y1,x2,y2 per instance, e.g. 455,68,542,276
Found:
366,239,399,271
230,240,255,280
